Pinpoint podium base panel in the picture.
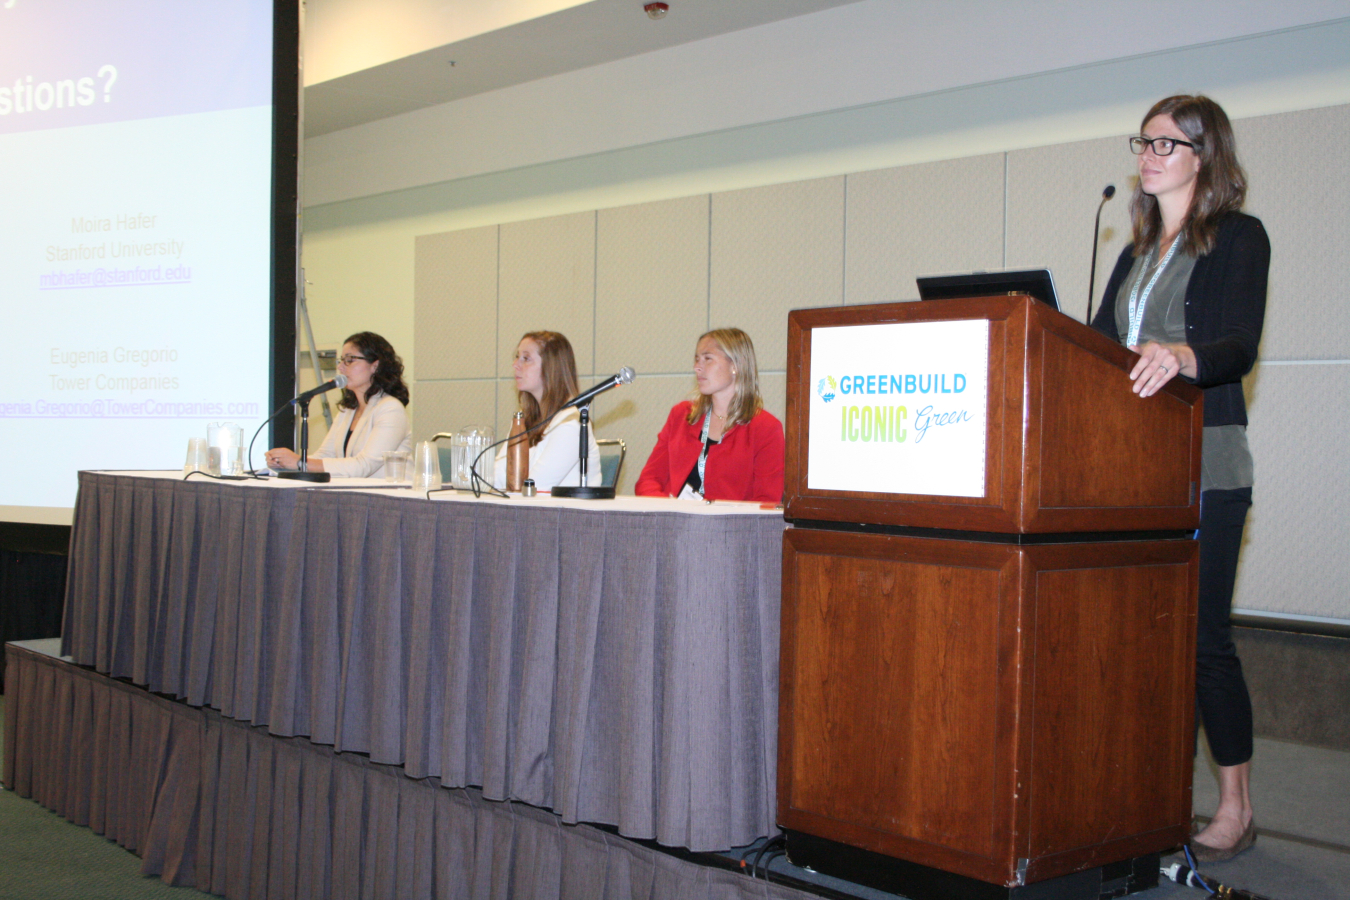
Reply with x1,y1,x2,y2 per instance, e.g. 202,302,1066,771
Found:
783,831,1159,900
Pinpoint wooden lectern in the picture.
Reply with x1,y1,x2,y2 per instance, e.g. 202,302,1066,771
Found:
778,296,1202,900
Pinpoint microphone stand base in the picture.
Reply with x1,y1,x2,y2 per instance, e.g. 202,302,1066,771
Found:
277,471,331,483
550,485,614,500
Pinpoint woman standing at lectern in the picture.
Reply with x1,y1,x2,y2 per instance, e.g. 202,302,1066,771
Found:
1091,95,1268,863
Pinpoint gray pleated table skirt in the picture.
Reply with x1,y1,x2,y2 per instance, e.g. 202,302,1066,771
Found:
61,471,786,852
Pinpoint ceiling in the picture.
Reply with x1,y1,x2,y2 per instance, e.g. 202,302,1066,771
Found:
302,0,866,137
301,0,1350,207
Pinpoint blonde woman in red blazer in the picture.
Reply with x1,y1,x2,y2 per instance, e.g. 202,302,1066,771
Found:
635,328,784,503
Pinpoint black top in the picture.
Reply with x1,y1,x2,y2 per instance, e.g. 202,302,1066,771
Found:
682,436,719,496
1092,213,1269,427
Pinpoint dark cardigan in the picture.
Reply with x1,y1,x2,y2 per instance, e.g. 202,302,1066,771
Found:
1091,212,1269,427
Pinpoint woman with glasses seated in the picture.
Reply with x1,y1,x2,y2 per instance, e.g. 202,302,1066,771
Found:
266,331,412,477
635,327,784,503
1091,95,1268,864
492,330,600,490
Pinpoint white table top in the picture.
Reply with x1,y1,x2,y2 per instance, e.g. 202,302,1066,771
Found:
93,471,785,517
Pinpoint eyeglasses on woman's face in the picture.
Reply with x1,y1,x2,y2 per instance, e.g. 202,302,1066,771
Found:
337,354,371,367
1129,135,1198,157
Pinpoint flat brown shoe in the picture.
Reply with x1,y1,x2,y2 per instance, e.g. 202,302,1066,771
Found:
1188,818,1256,864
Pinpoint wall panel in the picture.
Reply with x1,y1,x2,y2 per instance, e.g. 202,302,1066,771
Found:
595,197,710,376
846,156,1006,308
1237,104,1350,360
710,177,846,371
1240,363,1350,619
759,372,787,433
412,380,497,445
498,212,598,378
414,226,499,381
490,378,518,458
1006,139,1136,324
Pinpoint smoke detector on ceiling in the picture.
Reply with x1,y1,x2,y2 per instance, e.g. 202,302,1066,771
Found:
644,3,669,20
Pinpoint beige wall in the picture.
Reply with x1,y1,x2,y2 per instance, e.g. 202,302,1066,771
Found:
300,21,1350,621
400,103,1350,621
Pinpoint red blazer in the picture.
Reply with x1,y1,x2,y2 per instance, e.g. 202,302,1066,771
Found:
635,401,785,503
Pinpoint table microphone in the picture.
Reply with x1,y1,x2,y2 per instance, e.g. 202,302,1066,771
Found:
292,373,348,404
1086,184,1115,324
553,368,635,501
562,367,635,409
278,373,350,483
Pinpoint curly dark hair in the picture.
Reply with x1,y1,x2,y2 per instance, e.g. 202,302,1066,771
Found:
337,331,409,409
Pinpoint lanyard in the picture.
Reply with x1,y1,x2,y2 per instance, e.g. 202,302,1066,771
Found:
1126,235,1180,347
697,409,715,497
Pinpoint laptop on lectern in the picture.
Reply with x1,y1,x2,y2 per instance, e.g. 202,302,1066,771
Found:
916,269,1061,312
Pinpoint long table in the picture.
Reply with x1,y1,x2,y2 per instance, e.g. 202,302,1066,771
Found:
61,471,786,852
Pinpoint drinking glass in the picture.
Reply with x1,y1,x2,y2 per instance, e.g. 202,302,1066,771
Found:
382,450,411,483
183,437,208,475
411,441,442,491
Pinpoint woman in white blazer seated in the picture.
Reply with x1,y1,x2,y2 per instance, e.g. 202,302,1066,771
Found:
266,331,412,477
493,331,600,491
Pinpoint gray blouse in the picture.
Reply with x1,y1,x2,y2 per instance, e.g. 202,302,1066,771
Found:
1114,247,1253,492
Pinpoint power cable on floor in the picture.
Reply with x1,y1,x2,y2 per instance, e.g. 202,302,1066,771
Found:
1159,845,1279,900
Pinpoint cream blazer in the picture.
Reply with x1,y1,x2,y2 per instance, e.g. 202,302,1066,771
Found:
311,392,412,477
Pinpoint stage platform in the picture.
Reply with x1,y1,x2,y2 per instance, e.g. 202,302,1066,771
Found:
4,638,821,900
6,638,1348,900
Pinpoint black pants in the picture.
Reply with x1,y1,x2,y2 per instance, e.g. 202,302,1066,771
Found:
1196,487,1254,767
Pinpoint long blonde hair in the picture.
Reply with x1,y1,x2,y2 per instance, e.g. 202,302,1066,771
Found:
516,331,580,447
686,328,764,430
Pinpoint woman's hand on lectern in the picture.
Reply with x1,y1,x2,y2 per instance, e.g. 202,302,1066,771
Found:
1128,341,1196,398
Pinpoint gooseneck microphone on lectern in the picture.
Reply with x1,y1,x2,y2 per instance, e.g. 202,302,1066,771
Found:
553,367,636,500
278,373,350,483
1086,184,1116,324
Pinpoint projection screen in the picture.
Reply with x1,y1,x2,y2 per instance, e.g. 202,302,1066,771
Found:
0,0,297,525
